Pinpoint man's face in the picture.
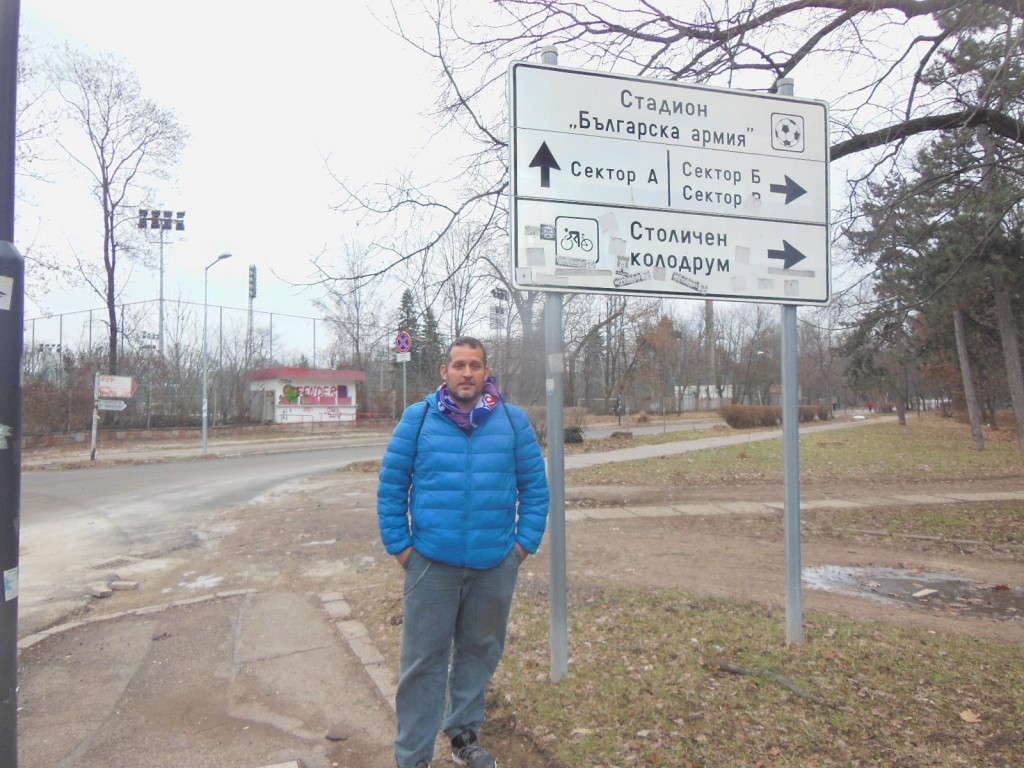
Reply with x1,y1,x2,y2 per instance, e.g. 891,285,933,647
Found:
441,344,489,409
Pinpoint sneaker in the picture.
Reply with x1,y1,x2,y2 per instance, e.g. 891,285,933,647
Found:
451,730,497,768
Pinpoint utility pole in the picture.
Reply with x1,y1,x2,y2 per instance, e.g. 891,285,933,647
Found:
0,1,23,765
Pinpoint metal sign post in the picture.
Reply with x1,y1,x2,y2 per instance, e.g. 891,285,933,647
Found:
776,78,804,646
0,1,22,764
395,331,412,411
538,46,570,685
90,375,137,460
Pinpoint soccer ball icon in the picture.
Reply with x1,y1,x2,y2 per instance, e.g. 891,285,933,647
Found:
772,115,804,151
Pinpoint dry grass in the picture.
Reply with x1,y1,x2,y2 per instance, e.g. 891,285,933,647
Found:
492,586,1024,767
567,414,1024,488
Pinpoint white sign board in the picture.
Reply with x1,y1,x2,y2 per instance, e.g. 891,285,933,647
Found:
509,62,830,305
97,375,137,399
97,398,128,412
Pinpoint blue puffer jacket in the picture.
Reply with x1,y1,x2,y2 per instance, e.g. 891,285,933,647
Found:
377,394,550,570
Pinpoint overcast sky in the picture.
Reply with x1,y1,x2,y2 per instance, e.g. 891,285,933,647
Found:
18,0,442,337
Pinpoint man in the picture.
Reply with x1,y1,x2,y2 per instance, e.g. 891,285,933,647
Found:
377,336,550,768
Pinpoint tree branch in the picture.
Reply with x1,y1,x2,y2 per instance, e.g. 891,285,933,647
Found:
832,109,1024,160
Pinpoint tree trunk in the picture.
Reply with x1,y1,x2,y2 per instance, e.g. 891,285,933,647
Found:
896,361,908,426
953,308,985,450
993,285,1024,451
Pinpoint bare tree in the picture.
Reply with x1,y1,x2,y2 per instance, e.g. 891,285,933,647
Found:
15,38,50,184
314,241,390,369
48,45,188,375
432,222,492,338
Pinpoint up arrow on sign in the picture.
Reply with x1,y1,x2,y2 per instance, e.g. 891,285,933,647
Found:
529,142,560,188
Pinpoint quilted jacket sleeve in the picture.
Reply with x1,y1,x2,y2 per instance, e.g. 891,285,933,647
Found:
376,401,427,556
509,405,550,554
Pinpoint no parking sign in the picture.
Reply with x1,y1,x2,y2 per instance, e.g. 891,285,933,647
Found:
395,331,412,352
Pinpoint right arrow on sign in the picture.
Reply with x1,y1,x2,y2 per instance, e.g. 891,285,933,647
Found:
529,142,561,188
768,240,807,269
769,175,807,204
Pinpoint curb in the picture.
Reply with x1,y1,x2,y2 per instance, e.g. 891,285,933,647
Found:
16,588,258,650
319,591,397,711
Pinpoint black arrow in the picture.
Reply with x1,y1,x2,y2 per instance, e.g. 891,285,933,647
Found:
529,142,560,188
768,240,807,269
769,175,807,204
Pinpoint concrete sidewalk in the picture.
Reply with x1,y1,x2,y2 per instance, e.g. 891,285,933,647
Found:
18,590,398,768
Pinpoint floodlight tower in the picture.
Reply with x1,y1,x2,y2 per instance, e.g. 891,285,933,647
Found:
246,264,257,372
138,208,186,357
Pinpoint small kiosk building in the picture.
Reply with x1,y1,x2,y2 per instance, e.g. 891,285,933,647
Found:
247,367,366,424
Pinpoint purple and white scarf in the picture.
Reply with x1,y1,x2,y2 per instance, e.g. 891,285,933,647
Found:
436,376,501,433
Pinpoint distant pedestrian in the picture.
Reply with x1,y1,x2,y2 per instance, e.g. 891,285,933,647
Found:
377,336,550,768
867,401,874,413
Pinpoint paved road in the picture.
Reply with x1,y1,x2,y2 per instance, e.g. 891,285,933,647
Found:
19,444,387,633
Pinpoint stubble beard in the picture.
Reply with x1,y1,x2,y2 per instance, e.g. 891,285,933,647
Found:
451,382,480,409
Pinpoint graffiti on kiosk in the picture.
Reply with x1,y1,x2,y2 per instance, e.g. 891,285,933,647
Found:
278,384,349,405
278,407,348,422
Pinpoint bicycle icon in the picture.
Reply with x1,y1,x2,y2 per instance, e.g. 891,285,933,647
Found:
554,216,599,263
560,229,593,253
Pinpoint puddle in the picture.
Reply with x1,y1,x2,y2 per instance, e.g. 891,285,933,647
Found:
804,566,1024,621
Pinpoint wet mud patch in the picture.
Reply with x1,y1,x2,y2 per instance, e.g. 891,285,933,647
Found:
805,565,1024,621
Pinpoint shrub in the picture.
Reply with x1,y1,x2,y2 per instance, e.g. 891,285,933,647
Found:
521,406,589,445
719,404,782,428
799,404,832,422
522,406,546,444
634,410,651,424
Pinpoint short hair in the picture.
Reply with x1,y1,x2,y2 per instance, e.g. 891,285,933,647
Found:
447,336,487,366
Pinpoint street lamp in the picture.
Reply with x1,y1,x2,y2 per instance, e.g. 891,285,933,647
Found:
202,253,232,456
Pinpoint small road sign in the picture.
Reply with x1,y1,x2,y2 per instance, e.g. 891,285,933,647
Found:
97,399,128,412
97,375,137,399
395,331,412,353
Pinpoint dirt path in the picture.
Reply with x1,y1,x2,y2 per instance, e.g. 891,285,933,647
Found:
172,468,1024,648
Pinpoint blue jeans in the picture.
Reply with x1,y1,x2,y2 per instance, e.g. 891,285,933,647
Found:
394,547,521,768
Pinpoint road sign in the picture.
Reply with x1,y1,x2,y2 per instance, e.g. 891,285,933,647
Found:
509,61,830,305
97,375,137,399
97,398,127,412
395,331,412,353
396,352,411,363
